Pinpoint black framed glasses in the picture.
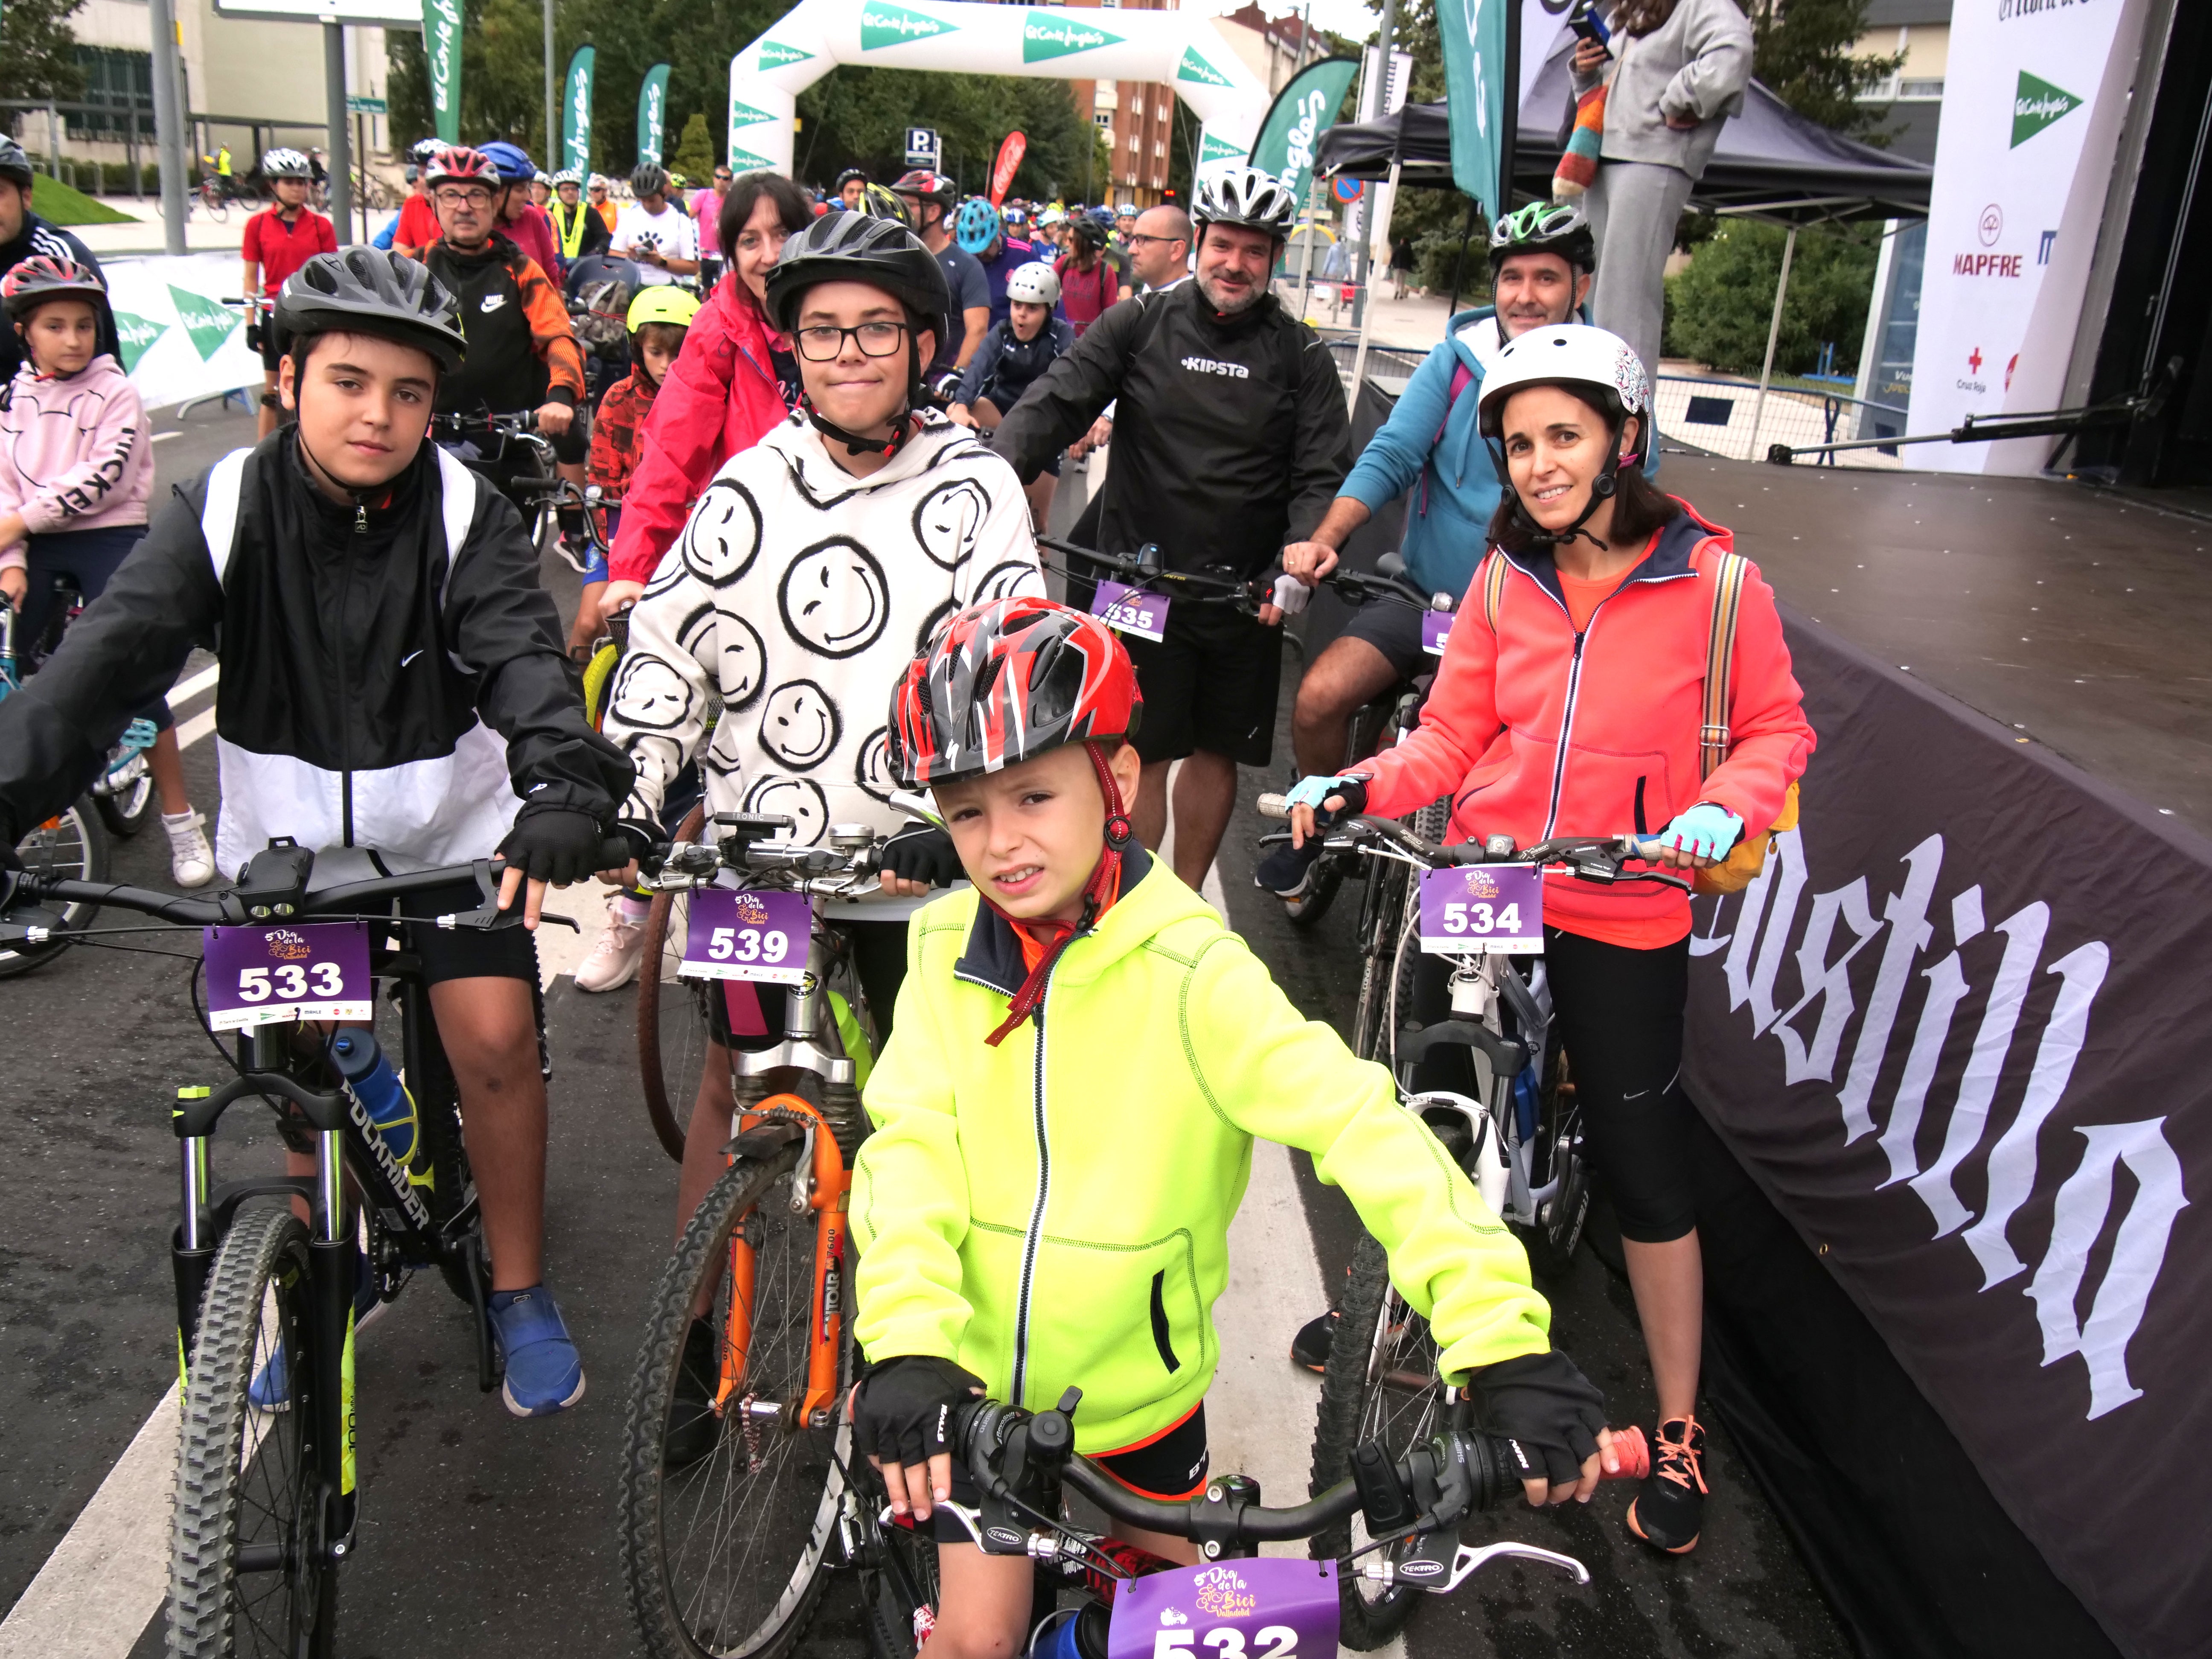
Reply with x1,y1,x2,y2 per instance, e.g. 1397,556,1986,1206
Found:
793,321,909,361
1125,233,1184,248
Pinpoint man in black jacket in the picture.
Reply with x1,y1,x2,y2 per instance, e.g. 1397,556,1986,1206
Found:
990,165,1350,891
0,249,631,1419
0,138,120,384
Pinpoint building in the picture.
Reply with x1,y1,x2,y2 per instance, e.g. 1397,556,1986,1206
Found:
1054,0,1176,208
1208,3,1329,97
1851,0,1951,165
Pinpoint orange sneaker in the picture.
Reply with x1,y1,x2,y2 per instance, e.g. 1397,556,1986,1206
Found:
1625,1415,1707,1554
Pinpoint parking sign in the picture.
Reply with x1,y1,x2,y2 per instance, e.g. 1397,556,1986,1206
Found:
904,127,940,168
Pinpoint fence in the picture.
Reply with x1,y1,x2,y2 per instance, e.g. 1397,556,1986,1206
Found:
1654,373,1909,469
1,98,329,200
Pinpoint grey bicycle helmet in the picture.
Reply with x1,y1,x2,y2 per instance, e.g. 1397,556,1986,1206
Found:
410,137,445,165
550,167,582,188
0,137,36,192
261,147,314,180
763,210,951,334
1488,200,1596,274
276,247,467,373
630,161,669,199
1192,165,1296,240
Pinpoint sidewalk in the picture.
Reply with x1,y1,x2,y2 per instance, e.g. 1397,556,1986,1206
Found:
1278,279,1455,353
65,198,252,259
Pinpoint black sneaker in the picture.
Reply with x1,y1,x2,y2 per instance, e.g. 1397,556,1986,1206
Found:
1254,835,1327,899
1625,1415,1707,1554
1289,1309,1339,1372
664,1317,723,1469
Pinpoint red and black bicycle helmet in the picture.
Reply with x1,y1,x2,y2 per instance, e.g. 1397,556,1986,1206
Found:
891,597,1141,788
423,145,501,189
3,254,109,322
891,169,958,211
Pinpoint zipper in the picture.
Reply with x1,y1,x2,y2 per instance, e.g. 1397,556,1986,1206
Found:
336,503,361,845
1007,975,1056,1409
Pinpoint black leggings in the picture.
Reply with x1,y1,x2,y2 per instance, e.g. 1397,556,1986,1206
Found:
1410,927,1697,1245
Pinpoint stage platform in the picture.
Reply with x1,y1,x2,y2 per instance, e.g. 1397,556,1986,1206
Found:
1669,456,2212,835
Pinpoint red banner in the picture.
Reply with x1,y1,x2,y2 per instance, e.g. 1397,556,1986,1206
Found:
989,131,1027,207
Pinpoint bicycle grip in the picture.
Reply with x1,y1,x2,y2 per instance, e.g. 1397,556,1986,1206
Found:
1256,793,1291,820
1603,1423,1650,1481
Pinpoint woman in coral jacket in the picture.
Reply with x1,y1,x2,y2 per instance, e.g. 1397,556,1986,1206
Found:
597,172,812,608
1284,324,1813,1560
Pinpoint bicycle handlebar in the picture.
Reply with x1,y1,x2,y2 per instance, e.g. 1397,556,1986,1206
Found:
1254,795,1665,875
1035,537,1266,612
1310,564,1447,614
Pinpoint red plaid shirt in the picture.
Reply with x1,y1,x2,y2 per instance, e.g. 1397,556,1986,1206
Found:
587,369,659,502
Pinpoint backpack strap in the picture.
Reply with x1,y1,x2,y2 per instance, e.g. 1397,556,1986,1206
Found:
1432,359,1476,448
1480,549,1509,632
1700,548,1749,779
197,447,254,586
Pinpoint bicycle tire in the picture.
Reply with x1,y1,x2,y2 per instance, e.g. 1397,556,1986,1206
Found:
858,1505,940,1659
0,801,108,979
169,1200,338,1659
620,1143,852,1659
638,803,712,1162
95,757,155,836
1280,858,1345,930
1513,1040,1590,1282
1308,1231,1442,1650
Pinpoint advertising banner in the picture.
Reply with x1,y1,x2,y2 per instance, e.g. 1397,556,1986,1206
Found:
1434,0,1509,216
1685,612,2212,1658
421,0,462,144
563,46,596,175
989,131,1026,206
1905,0,2151,474
638,62,673,165
102,254,263,411
1247,56,1358,215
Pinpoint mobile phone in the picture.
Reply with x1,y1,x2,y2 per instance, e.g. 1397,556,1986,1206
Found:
1568,1,1610,48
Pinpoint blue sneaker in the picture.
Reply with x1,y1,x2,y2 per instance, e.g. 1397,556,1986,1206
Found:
488,1286,587,1418
248,1259,387,1411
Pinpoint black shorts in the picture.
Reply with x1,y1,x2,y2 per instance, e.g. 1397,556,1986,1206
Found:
394,879,541,987
937,1402,1210,1541
1120,603,1283,768
1335,593,1429,684
257,321,286,373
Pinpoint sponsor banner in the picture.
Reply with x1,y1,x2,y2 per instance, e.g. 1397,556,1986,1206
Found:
1247,55,1359,212
1906,0,2151,474
1435,0,1510,216
422,0,462,144
989,131,1026,207
101,253,263,410
637,62,672,164
562,45,595,176
1685,611,2212,1658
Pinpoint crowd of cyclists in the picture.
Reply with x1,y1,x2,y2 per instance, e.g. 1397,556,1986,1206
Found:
0,116,1813,1637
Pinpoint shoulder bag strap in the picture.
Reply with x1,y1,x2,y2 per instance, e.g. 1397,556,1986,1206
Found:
1481,550,1509,632
1700,548,1747,780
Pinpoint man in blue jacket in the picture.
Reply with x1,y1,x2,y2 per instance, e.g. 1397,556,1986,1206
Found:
1257,201,1658,899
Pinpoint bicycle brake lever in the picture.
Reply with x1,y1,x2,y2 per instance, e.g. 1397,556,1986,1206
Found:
1356,1534,1589,1592
1435,1540,1589,1592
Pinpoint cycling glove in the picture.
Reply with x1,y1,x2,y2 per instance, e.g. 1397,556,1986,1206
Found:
879,824,964,889
1656,803,1743,862
496,804,610,887
1467,1348,1608,1491
853,1354,985,1470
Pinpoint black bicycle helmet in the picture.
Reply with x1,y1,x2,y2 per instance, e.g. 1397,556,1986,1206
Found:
0,137,38,192
1487,200,1597,275
763,211,951,335
630,161,669,200
835,166,868,192
276,247,467,373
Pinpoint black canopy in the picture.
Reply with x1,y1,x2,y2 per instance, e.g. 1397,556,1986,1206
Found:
1316,41,1931,225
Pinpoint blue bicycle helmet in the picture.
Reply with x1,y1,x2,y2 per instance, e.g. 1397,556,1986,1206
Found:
954,198,1002,255
1087,204,1115,229
476,140,536,185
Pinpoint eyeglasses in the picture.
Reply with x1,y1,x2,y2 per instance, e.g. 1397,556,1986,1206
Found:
793,320,909,361
1125,233,1183,248
434,187,494,208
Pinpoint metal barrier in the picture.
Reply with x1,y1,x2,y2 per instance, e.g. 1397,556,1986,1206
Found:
1654,373,1909,469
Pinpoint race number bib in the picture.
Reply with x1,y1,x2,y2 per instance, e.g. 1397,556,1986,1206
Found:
681,888,809,986
1108,1559,1340,1659
202,922,374,1030
1418,864,1543,955
1093,579,1169,643
1421,609,1452,655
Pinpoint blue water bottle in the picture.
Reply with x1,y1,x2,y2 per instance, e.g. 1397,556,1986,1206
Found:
328,1027,429,1187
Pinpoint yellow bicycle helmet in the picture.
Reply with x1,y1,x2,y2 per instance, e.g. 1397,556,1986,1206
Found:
626,285,703,333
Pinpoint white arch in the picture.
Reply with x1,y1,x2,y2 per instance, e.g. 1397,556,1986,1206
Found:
725,0,1269,186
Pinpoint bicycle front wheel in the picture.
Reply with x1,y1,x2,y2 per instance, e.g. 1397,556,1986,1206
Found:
170,1200,337,1659
638,803,711,1161
621,1142,853,1659
0,801,108,978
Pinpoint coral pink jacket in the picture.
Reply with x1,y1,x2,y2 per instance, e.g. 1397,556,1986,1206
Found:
1359,503,1814,943
0,354,152,568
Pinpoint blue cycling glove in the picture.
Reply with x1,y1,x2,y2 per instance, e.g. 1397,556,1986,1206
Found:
1285,773,1369,820
1656,803,1743,862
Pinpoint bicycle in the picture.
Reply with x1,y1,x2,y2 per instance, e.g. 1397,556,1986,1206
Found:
0,841,568,1657
844,1381,1643,1659
431,409,602,576
194,175,232,223
620,807,919,1656
1255,797,1656,1642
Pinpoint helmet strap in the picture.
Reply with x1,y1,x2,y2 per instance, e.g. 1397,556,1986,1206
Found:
802,395,914,460
1484,432,1623,553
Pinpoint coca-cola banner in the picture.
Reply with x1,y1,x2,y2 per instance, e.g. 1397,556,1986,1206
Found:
1683,614,2209,1659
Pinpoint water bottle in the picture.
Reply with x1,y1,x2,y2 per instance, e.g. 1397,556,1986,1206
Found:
328,1027,429,1188
1030,1604,1108,1659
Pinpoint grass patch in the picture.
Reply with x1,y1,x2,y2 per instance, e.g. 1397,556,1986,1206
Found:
30,175,137,227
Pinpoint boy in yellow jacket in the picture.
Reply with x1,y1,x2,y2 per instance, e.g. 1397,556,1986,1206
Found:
850,597,1614,1659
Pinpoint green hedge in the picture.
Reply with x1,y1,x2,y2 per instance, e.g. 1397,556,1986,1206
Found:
1662,219,1879,378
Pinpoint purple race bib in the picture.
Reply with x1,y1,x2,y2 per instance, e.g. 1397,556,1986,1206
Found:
201,921,374,1030
681,887,809,986
1094,579,1170,644
1108,1558,1339,1659
1421,609,1452,655
1418,864,1543,955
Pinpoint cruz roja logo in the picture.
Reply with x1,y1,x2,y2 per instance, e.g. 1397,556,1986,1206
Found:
1180,355,1249,379
1695,828,2183,1421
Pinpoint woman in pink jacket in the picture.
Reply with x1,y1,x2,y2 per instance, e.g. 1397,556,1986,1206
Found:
597,172,812,608
0,256,212,885
1285,325,1812,1559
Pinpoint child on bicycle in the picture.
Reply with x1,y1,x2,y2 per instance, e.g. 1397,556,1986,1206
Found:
0,247,633,1418
948,261,1074,531
849,597,1615,1659
0,255,213,887
595,211,1043,1462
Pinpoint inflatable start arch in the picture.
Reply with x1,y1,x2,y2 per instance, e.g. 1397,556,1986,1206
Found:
725,0,1270,189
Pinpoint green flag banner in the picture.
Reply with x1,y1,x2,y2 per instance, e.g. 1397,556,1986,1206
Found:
422,0,462,145
1247,55,1358,213
637,63,673,164
166,286,239,362
1436,0,1508,215
111,311,168,375
563,46,595,175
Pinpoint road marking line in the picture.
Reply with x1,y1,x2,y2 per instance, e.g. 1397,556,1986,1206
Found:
175,708,216,749
167,664,219,708
0,1383,177,1659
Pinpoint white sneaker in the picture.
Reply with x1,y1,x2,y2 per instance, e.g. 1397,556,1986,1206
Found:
574,897,648,992
163,809,216,889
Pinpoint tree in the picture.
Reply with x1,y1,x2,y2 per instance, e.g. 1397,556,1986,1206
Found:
1744,0,1901,141
793,67,1098,201
672,112,716,181
1661,218,1878,376
0,0,89,103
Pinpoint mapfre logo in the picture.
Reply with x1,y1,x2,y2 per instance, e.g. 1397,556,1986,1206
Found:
1180,355,1249,379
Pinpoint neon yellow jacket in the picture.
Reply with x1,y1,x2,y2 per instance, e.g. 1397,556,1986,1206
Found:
850,847,1553,1454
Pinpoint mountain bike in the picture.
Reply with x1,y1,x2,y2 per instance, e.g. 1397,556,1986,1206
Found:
620,807,918,1656
1256,797,1659,1643
836,1381,1642,1659
0,841,568,1658
14,568,163,836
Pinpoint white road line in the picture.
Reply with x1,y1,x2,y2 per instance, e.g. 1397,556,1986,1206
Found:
174,708,216,749
0,1384,177,1659
166,664,219,708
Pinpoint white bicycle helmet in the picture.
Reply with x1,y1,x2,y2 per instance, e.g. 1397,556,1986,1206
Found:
1192,165,1296,239
1005,262,1061,306
261,147,314,180
1476,324,1650,439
